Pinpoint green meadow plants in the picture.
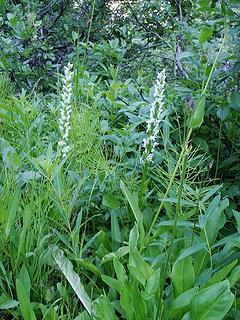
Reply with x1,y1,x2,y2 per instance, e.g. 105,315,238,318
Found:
0,1,240,319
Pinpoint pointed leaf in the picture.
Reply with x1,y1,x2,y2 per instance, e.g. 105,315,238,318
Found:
190,280,234,320
52,246,92,315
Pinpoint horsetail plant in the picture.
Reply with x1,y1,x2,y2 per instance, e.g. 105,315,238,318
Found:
58,62,74,158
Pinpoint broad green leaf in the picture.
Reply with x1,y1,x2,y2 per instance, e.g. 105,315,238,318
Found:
16,279,36,320
146,269,160,295
2,147,21,170
197,0,211,10
101,275,121,293
18,265,31,298
120,281,134,319
17,206,32,262
182,312,191,320
158,220,198,228
52,246,92,315
233,210,240,234
53,166,64,198
0,204,7,224
72,31,78,42
82,230,102,254
101,252,117,265
103,193,120,208
189,94,206,129
129,223,139,251
201,184,222,203
228,265,240,287
199,26,214,43
74,259,101,278
39,304,59,320
204,198,226,245
212,233,239,248
230,92,240,111
111,210,121,251
128,248,154,286
158,197,196,207
0,0,6,12
101,246,129,265
132,283,147,319
92,296,117,320
113,258,127,284
194,196,226,274
176,51,195,60
217,105,229,120
204,260,238,288
74,311,91,320
128,224,154,285
195,268,213,287
199,196,226,245
190,280,234,320
5,189,20,239
172,287,198,311
171,257,195,297
0,294,18,310
177,243,207,261
16,171,41,185
120,180,144,241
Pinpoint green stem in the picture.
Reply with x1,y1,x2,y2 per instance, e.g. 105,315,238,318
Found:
214,120,222,180
202,26,227,95
139,163,148,209
142,128,192,251
156,150,188,320
83,0,96,64
145,23,227,251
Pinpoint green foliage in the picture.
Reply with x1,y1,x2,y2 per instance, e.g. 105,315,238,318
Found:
0,0,239,319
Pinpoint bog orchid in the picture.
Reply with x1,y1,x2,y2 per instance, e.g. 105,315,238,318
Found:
58,62,74,158
140,69,166,164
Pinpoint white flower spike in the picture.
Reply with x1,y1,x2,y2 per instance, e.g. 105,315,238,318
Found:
140,69,166,164
58,62,74,158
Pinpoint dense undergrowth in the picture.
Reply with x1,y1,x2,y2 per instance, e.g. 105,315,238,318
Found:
0,1,240,319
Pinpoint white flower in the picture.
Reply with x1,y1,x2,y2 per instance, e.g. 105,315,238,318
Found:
141,69,166,164
58,62,73,158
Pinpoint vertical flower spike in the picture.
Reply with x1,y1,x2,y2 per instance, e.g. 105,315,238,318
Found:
58,62,74,158
140,69,166,164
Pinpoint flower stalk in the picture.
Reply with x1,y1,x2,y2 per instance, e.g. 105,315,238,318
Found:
140,69,166,164
58,62,74,158
139,69,166,208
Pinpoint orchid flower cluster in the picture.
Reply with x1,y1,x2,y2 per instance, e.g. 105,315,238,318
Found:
58,62,74,158
140,69,166,164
